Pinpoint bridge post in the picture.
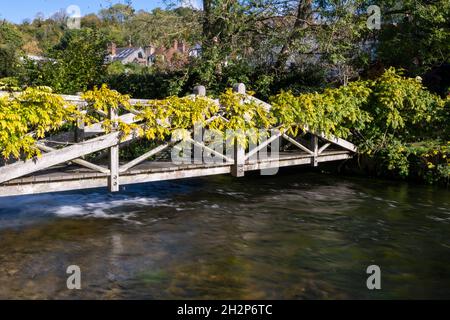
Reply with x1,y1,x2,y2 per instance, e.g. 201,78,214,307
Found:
232,137,245,177
193,85,206,97
233,83,246,95
108,105,120,192
74,94,85,143
311,135,319,167
193,86,206,164
231,83,246,177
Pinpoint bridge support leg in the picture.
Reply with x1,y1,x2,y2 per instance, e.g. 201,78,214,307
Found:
193,86,206,165
311,135,319,167
231,83,246,177
109,145,119,192
108,106,120,192
74,101,86,160
232,138,245,177
74,101,85,143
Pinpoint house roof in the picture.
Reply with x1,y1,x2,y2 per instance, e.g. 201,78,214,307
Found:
113,47,142,61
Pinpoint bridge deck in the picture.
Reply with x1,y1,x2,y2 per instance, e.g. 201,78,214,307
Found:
0,150,351,197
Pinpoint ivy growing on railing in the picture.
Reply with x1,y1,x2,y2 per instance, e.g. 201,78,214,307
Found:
135,94,219,141
0,87,78,159
269,81,372,138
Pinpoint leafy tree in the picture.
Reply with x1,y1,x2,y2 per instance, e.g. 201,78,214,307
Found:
0,21,24,77
99,3,135,24
21,16,66,52
376,0,450,75
4,0,450,100
27,29,108,93
126,7,201,47
81,14,103,29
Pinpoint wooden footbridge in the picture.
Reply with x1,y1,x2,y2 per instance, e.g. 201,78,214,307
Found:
0,84,357,197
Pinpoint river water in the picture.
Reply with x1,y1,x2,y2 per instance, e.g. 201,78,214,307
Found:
0,170,449,299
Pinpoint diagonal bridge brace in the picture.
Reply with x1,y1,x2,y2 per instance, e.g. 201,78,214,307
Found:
36,143,110,174
0,129,140,184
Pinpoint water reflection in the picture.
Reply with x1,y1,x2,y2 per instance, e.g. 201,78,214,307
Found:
0,171,449,299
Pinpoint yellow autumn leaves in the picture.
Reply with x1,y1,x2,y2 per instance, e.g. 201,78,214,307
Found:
0,87,78,159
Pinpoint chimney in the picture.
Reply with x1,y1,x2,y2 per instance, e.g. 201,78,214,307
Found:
144,45,155,57
180,41,187,53
108,42,117,56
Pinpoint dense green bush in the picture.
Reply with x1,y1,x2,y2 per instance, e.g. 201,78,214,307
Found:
355,69,448,182
105,71,189,99
269,68,449,184
18,29,107,94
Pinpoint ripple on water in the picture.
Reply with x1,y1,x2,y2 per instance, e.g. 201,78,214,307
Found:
53,197,176,221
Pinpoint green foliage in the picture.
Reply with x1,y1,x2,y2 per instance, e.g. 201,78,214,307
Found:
354,68,448,183
377,0,450,75
0,77,21,91
407,141,450,185
22,29,108,94
106,61,127,75
270,81,372,138
6,0,448,101
269,67,449,184
105,71,189,99
99,3,135,24
368,68,445,132
126,7,201,48
0,22,24,78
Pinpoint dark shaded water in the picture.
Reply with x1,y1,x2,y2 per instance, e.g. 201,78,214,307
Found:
0,171,449,299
